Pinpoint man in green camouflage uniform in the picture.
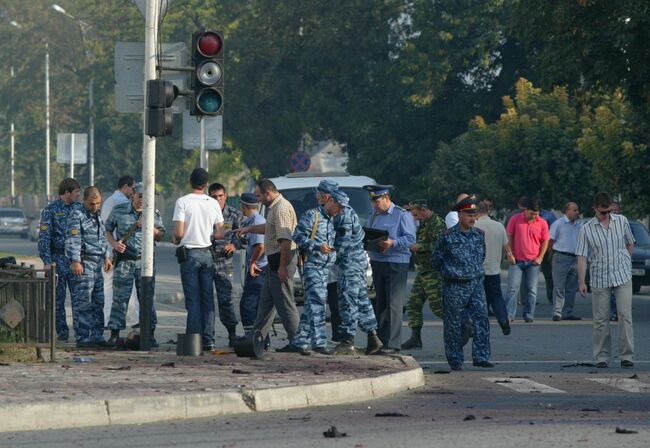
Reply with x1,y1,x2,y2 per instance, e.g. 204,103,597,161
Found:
402,201,445,349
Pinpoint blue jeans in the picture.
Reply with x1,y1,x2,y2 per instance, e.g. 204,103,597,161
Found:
483,274,508,325
180,248,216,347
505,261,541,320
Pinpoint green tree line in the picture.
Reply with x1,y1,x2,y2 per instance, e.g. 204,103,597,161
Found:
0,1,648,216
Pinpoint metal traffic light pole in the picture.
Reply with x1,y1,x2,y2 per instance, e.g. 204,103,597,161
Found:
139,0,160,351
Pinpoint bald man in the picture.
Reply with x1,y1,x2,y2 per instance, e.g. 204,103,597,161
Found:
549,202,583,320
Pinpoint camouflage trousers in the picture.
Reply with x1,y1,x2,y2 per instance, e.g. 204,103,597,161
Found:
108,259,157,331
442,276,491,367
407,269,443,328
53,254,75,339
70,256,105,343
338,268,377,336
293,263,329,349
214,259,238,329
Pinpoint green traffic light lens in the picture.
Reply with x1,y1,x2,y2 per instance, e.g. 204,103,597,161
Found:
197,89,223,114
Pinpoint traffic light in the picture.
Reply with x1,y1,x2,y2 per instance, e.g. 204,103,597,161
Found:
191,30,224,116
145,79,178,137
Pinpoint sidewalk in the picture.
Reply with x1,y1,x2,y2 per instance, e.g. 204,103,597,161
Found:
0,346,423,433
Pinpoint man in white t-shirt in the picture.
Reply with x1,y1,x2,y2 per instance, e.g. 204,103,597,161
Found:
101,175,136,328
172,168,225,351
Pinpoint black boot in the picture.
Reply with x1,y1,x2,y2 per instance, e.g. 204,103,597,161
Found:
227,326,237,348
334,334,356,355
365,330,383,355
107,329,120,346
401,326,423,350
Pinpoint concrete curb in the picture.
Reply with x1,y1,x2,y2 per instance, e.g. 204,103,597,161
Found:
0,362,424,432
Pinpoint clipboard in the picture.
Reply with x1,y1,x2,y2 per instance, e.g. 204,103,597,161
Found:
362,227,389,252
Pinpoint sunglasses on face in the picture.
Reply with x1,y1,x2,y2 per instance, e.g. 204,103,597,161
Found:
597,209,612,215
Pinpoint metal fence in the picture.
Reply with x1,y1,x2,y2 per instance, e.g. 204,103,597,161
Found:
0,262,56,361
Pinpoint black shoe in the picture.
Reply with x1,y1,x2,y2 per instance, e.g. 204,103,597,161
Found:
596,361,608,368
500,320,511,336
203,345,215,352
276,343,302,353
449,362,462,371
312,346,334,355
562,315,582,321
334,334,356,355
524,317,534,323
552,315,561,322
472,361,495,368
227,326,237,348
76,341,96,349
401,327,423,350
94,339,115,348
57,334,69,342
621,360,634,368
150,338,160,349
107,330,120,346
365,331,383,355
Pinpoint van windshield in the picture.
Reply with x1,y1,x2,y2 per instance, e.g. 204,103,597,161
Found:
630,222,650,246
280,187,374,226
0,210,25,219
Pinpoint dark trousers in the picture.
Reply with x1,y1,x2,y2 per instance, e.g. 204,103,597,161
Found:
370,261,409,349
326,282,342,341
483,274,508,325
541,251,553,303
240,266,267,329
213,260,239,330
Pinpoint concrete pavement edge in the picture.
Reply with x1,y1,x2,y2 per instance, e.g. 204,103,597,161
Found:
0,362,424,432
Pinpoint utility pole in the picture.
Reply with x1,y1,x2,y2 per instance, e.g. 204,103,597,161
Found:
139,0,160,351
10,66,15,207
45,42,51,199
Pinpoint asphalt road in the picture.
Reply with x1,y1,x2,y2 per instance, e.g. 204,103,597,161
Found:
3,235,650,446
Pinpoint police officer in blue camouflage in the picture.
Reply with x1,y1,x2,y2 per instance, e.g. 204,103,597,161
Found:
38,178,82,342
330,190,383,356
65,186,113,348
290,186,345,355
208,183,244,347
105,182,165,346
431,196,493,370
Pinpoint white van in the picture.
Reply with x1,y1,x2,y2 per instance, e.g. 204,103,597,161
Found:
265,172,377,303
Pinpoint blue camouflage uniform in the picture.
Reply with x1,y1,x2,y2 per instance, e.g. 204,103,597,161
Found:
65,205,108,344
292,206,336,350
431,224,491,369
38,198,81,340
212,204,244,332
105,201,165,332
334,206,377,337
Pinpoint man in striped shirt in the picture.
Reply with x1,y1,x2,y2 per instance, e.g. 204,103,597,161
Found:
576,192,635,368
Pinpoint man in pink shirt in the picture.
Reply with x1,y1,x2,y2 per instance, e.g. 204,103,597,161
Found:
505,198,550,322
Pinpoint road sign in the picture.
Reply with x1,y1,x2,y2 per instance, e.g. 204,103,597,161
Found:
289,150,311,172
182,112,223,150
114,42,187,113
56,133,87,164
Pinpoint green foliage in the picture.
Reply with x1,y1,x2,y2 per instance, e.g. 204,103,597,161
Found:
429,79,594,212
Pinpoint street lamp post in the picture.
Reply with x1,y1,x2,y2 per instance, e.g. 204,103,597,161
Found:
52,4,94,185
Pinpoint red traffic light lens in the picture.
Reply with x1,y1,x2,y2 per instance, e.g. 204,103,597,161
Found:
197,88,223,114
197,32,223,57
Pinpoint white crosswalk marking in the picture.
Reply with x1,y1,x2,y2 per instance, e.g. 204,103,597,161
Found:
588,378,650,393
484,378,566,394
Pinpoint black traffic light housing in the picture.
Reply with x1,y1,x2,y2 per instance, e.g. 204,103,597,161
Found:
145,79,179,137
190,30,224,116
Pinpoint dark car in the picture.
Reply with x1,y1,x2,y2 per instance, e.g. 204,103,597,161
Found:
0,208,29,239
629,220,650,293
